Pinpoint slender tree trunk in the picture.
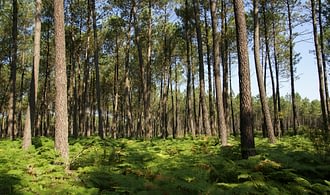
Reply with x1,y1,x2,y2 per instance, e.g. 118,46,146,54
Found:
124,4,134,138
203,5,215,135
210,0,227,145
184,0,195,137
145,0,152,138
253,0,275,143
263,2,280,136
233,0,256,159
286,0,298,135
193,0,211,135
91,0,103,138
221,0,230,131
54,0,69,162
318,0,330,118
23,0,41,149
111,35,119,138
7,0,18,140
311,0,329,134
271,14,284,136
82,0,91,136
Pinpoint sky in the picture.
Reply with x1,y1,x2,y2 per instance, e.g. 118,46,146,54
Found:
231,21,321,101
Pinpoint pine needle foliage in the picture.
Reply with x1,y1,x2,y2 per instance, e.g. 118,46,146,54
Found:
0,135,329,194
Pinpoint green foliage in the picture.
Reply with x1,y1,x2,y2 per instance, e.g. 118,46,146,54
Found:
0,135,329,194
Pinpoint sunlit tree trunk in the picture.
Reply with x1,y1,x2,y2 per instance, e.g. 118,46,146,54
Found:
54,0,69,162
233,0,256,159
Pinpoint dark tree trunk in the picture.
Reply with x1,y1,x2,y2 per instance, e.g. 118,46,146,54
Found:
286,0,298,135
184,0,195,137
233,0,256,159
7,0,18,140
91,0,103,139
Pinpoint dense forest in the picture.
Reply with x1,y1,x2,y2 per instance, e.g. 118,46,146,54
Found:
0,0,330,194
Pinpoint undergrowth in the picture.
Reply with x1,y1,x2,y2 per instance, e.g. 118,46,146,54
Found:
0,135,329,194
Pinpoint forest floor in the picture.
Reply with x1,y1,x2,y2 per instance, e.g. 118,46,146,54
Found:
0,135,330,194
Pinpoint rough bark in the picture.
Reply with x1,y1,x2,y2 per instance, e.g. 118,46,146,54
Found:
233,0,256,159
54,0,69,162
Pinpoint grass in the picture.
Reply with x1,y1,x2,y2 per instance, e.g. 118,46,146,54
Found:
0,135,329,194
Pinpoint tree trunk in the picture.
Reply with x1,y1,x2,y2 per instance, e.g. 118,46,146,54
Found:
23,0,42,149
91,0,103,139
253,0,275,143
7,0,18,140
233,0,256,159
193,0,211,136
318,0,330,119
286,0,298,135
184,0,195,137
145,0,152,139
203,5,215,135
311,0,329,134
210,0,227,145
54,0,69,162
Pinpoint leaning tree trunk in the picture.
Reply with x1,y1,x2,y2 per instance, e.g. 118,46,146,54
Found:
233,0,256,159
253,0,275,143
54,0,69,162
23,0,42,149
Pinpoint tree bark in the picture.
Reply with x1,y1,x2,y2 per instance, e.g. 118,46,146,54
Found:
54,0,69,162
233,0,256,159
